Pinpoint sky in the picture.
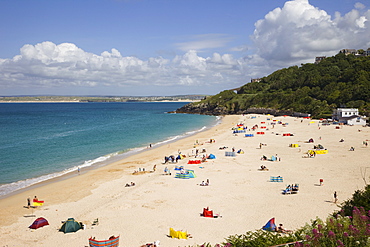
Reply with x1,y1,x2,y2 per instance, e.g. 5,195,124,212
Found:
0,0,369,96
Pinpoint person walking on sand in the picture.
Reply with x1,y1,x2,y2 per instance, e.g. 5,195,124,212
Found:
334,191,338,203
27,197,31,208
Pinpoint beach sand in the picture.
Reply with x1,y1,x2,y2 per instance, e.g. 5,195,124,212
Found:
0,114,369,247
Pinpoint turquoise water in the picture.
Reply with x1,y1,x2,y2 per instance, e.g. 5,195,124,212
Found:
0,102,218,197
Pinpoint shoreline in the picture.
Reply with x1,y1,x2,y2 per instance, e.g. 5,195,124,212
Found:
0,114,368,247
0,115,221,199
0,115,229,227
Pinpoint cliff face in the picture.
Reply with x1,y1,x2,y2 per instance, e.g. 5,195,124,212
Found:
175,102,307,117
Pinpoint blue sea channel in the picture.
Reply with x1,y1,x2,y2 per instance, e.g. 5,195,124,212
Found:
0,102,218,197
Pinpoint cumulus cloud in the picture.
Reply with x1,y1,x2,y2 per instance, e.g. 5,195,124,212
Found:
0,0,369,95
251,0,370,68
0,42,245,92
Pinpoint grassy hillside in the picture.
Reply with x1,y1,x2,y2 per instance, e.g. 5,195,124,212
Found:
187,53,370,118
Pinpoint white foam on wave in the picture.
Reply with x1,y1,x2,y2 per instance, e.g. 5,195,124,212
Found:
0,115,220,198
0,153,115,197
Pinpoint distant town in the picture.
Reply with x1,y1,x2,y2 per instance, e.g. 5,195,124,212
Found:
0,95,206,103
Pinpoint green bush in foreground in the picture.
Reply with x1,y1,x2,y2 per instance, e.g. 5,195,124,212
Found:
298,207,370,246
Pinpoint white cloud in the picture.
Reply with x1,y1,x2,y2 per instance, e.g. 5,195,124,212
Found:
0,42,245,92
355,2,366,10
0,0,369,95
251,0,370,68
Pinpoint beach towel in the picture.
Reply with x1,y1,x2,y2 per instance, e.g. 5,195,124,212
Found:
188,160,201,164
33,200,44,207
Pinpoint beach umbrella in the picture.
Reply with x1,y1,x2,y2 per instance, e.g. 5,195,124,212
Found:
29,217,49,229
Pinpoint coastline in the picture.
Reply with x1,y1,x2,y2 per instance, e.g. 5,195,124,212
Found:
0,103,217,198
0,115,229,226
0,114,368,247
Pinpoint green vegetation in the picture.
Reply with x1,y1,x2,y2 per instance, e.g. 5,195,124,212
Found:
191,53,370,118
191,185,370,247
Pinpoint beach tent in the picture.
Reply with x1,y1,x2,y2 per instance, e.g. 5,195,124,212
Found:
262,218,276,232
169,228,188,239
89,236,120,247
29,217,49,229
59,218,82,233
208,154,216,159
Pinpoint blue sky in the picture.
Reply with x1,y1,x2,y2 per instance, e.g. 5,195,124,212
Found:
0,0,369,96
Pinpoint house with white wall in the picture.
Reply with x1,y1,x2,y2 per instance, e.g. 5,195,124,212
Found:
332,108,367,125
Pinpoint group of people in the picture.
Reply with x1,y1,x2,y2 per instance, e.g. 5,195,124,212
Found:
133,167,146,173
200,179,210,186
260,165,268,171
26,196,40,208
125,182,136,187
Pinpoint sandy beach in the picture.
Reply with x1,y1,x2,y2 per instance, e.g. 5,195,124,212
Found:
0,114,369,247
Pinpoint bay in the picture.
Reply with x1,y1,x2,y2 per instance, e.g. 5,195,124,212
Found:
0,102,217,197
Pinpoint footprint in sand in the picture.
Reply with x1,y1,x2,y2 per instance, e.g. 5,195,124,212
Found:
142,203,155,209
107,169,123,173
112,203,132,210
142,200,166,209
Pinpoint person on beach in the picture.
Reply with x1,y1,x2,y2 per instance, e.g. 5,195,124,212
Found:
27,197,31,208
334,191,338,203
277,224,292,233
33,196,38,202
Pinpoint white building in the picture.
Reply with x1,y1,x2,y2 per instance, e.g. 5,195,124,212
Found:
332,108,367,125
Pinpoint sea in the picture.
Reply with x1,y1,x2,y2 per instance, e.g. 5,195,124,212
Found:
0,102,218,198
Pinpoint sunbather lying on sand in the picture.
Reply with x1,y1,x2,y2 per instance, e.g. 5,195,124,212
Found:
260,165,268,171
277,224,292,233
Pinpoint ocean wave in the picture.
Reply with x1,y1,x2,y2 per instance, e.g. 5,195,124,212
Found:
0,115,219,198
0,154,115,197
